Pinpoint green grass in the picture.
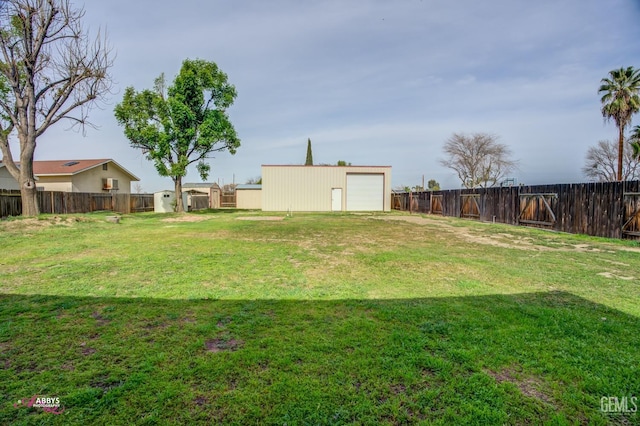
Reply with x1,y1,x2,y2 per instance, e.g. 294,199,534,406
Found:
1,211,639,425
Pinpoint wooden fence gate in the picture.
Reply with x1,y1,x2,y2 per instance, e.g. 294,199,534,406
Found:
220,191,236,208
518,193,558,228
622,192,640,238
431,195,443,215
460,194,481,219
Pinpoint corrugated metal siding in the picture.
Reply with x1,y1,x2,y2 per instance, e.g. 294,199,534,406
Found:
261,166,391,212
236,189,262,209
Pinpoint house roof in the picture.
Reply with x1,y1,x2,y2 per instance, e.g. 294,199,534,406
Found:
183,182,221,189
0,162,39,180
31,159,140,181
261,165,391,168
236,184,262,190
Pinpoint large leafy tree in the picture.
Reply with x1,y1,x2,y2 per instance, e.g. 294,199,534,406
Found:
0,0,113,216
598,66,640,181
440,133,517,188
582,139,640,182
114,59,240,212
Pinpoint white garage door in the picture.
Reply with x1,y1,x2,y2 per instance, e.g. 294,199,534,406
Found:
346,174,384,211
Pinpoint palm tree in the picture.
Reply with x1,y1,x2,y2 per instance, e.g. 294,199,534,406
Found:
630,125,640,160
599,67,640,180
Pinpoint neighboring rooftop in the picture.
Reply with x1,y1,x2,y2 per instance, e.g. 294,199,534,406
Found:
8,159,141,181
236,184,262,190
182,182,221,189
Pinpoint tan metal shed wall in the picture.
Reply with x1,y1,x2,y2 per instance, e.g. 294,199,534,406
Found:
236,189,262,209
261,165,391,212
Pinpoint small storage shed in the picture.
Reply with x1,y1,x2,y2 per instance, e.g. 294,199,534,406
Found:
154,190,188,213
261,165,392,212
236,184,262,209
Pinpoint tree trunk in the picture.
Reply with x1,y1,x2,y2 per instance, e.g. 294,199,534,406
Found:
173,178,185,212
618,125,624,181
20,180,39,216
19,143,40,217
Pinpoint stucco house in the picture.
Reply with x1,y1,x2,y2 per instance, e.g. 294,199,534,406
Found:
1,159,139,193
2,159,139,193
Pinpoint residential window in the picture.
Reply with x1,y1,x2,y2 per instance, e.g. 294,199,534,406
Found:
102,164,108,171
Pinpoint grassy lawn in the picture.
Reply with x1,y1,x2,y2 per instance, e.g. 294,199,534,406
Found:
1,211,639,425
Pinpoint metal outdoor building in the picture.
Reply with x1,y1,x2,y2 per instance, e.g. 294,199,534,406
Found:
261,165,392,212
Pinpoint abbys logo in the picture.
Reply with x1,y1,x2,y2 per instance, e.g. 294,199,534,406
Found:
600,396,637,414
14,395,64,414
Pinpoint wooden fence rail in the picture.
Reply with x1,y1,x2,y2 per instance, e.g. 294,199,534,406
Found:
1,191,156,217
393,181,640,239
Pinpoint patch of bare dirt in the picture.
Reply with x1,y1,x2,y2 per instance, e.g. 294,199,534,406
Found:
236,216,284,221
391,384,407,395
205,338,243,353
194,396,208,406
161,215,210,223
374,215,640,256
597,271,635,280
372,216,547,251
486,367,553,405
0,216,83,231
91,311,111,326
617,246,640,253
80,343,97,356
60,362,75,371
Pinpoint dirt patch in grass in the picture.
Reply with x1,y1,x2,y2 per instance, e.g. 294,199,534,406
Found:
92,311,111,326
0,216,83,232
486,367,553,405
143,321,169,329
597,271,635,280
81,346,97,356
91,375,122,391
374,216,548,251
236,216,284,221
391,383,407,395
374,215,634,255
616,246,640,253
205,338,243,353
194,396,208,406
161,215,211,223
60,362,75,371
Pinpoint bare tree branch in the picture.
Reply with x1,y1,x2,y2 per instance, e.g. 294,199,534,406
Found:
440,133,517,188
0,0,114,215
582,139,640,182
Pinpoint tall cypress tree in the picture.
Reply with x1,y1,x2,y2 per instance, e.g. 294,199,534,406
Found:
305,138,314,165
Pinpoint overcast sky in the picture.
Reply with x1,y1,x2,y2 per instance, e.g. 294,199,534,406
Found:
26,0,640,191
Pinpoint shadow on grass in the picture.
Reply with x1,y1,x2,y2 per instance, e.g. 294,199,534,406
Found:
1,291,638,425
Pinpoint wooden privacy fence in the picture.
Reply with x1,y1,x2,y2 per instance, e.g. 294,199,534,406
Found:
393,181,640,239
220,191,236,208
1,191,156,217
